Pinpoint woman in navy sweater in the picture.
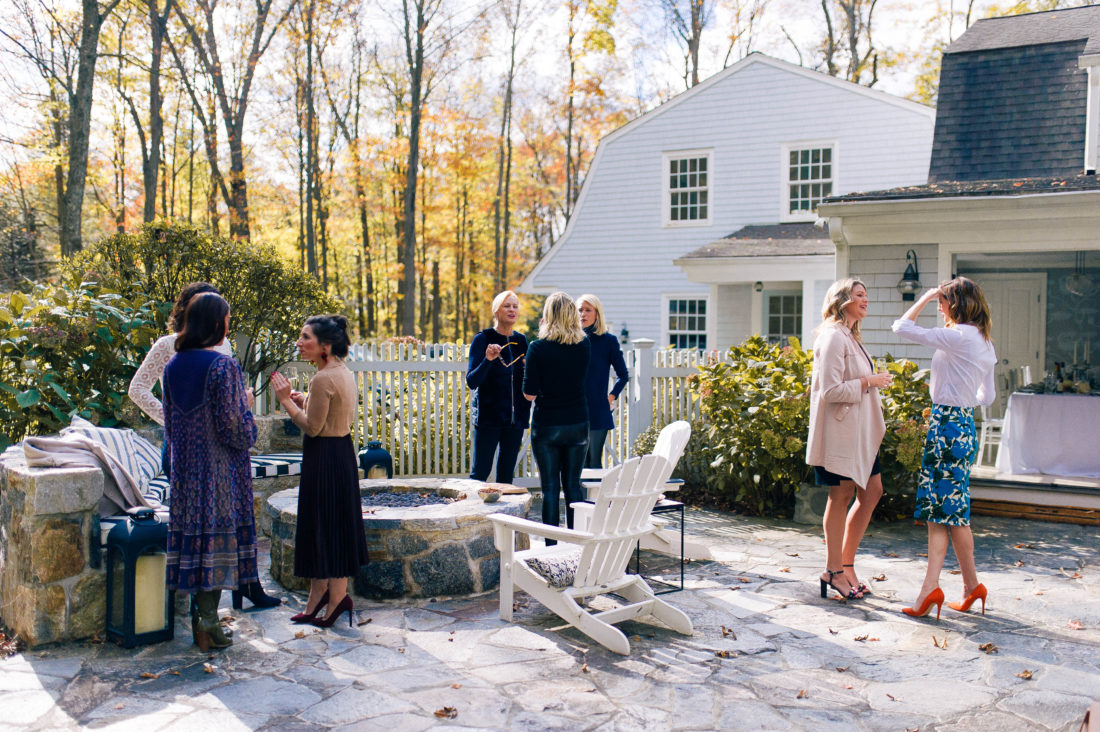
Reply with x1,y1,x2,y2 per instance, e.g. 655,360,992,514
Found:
466,290,530,484
523,292,591,541
577,294,629,468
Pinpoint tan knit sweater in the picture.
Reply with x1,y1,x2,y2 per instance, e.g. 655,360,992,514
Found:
285,361,357,438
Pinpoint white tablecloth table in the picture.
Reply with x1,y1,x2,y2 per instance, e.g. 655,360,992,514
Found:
995,393,1100,478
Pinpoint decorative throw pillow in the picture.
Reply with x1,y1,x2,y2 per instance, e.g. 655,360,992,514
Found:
524,548,583,589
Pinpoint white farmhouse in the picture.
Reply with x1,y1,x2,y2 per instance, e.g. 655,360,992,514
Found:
520,53,934,351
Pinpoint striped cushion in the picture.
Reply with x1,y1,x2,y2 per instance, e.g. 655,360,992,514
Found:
141,453,303,506
63,416,159,490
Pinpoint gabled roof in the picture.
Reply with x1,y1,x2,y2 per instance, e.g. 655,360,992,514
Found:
945,5,1100,55
680,222,832,259
929,6,1099,182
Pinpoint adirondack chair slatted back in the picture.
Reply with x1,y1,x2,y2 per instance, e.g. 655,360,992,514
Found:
653,420,690,472
573,453,671,588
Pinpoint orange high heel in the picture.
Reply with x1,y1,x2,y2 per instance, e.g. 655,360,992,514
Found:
902,587,945,620
948,583,987,615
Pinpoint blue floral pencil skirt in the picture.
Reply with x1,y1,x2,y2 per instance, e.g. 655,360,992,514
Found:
915,404,977,527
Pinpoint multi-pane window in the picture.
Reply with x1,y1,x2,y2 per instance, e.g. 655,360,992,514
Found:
766,293,802,345
787,146,833,216
668,155,709,223
668,298,707,349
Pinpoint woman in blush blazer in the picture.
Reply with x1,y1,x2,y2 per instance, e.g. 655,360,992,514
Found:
806,278,892,601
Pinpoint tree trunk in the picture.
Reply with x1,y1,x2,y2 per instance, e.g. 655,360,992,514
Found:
60,0,121,255
398,0,428,337
144,0,170,222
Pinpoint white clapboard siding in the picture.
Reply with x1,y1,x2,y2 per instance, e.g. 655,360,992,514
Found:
254,342,716,477
521,54,935,348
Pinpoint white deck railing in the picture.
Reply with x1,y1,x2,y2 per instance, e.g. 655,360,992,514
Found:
255,339,727,478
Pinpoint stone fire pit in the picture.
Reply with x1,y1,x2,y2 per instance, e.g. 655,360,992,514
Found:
266,478,532,599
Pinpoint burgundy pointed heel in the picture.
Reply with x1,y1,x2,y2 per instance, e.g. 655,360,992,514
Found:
310,595,354,628
291,590,329,624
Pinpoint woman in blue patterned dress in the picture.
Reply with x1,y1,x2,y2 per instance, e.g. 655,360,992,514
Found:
163,293,259,651
892,277,997,619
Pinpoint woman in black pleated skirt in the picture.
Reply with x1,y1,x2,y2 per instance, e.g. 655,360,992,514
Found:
272,315,368,627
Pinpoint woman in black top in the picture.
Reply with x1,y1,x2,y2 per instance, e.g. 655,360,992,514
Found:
523,292,591,542
466,290,530,484
577,294,629,468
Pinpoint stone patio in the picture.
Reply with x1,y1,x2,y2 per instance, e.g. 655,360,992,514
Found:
1,509,1097,731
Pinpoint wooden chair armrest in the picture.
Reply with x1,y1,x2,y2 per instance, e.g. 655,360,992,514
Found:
487,513,595,544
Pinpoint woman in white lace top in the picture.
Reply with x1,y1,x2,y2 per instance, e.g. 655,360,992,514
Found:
129,283,233,425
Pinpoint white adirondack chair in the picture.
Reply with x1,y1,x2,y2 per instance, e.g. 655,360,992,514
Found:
489,453,694,655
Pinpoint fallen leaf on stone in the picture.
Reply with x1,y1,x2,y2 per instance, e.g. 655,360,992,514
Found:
1016,670,1033,680
168,670,181,676
884,552,899,558
1059,567,1082,579
779,567,791,573
853,634,869,642
979,642,998,654
434,707,458,719
115,704,125,710
738,577,752,583
357,618,373,627
140,672,159,679
886,693,899,701
835,666,849,672
828,628,839,635
796,689,808,699
786,553,800,557
872,574,886,582
918,552,928,557
868,637,880,642
1014,560,1025,567
1068,620,1084,630
448,638,454,642
715,650,734,658
843,684,853,690
451,683,462,689
932,635,947,650
398,647,406,653
1034,590,1044,596
720,625,736,639
203,663,216,674
294,631,307,639
948,569,961,575
728,586,740,591
1014,543,1034,549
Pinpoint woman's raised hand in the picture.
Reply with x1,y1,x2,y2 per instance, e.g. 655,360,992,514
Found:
271,371,293,402
485,343,502,361
868,372,893,389
918,288,941,305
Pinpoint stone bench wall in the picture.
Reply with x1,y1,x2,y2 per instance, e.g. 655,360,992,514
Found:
0,448,105,646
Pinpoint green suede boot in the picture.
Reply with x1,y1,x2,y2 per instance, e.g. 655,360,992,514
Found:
194,590,232,651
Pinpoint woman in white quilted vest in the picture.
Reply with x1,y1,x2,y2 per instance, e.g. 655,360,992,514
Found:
806,279,892,601
129,282,280,612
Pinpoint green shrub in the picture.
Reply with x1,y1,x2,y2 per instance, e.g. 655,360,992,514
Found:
0,282,160,448
65,221,339,383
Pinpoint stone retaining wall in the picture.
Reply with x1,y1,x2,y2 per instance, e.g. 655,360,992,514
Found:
0,447,105,646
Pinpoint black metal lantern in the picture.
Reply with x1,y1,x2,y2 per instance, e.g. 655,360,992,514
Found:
897,249,922,301
105,507,174,648
358,440,394,478
619,324,630,345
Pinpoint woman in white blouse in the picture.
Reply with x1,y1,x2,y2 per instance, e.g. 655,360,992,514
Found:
892,277,997,620
129,282,277,611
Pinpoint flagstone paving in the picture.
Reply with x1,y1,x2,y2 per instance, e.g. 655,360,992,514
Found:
1,509,1097,731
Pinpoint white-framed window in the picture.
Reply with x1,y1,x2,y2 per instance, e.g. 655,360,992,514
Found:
663,150,712,226
764,290,802,345
666,296,708,349
783,142,835,221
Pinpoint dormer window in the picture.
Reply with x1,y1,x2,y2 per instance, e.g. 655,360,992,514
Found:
784,143,835,221
664,150,712,226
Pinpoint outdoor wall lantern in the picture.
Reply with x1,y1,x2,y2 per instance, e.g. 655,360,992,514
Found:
105,507,174,648
358,440,394,478
754,281,764,293
897,249,922,301
619,324,630,345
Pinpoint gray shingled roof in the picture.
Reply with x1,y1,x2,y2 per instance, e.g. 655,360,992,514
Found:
680,223,832,259
824,174,1100,203
946,5,1100,55
923,6,1100,183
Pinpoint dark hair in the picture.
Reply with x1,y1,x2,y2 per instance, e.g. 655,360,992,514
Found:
169,282,220,332
176,293,230,351
938,276,992,340
305,314,350,358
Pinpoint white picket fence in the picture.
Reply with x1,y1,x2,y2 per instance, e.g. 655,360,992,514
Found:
256,339,726,478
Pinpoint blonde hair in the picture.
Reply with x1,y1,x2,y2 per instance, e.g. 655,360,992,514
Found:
820,278,867,342
938,277,993,340
538,292,586,344
576,293,607,336
490,290,518,327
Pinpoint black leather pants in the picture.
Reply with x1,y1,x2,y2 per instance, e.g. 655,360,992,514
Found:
531,421,589,541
